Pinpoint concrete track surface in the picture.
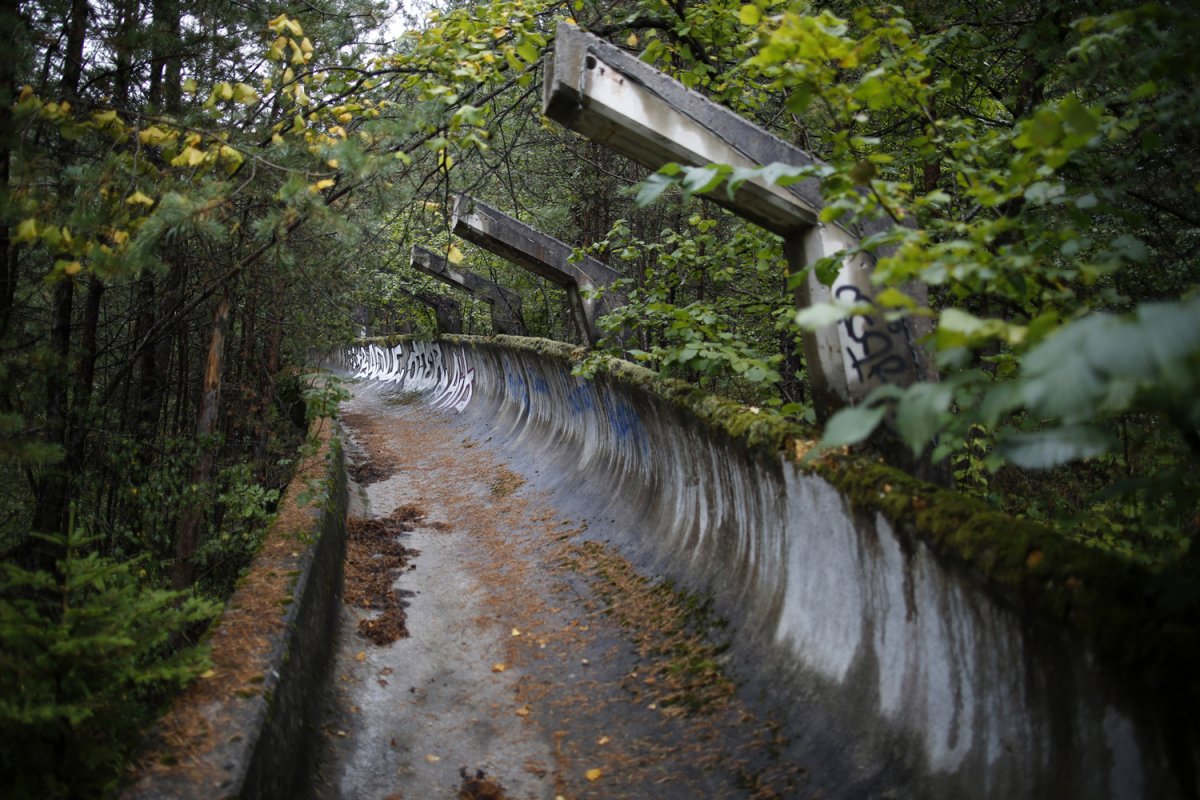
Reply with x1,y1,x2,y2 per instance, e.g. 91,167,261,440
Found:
301,381,823,800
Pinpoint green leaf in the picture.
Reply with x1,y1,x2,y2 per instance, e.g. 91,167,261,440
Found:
636,172,676,207
997,425,1114,469
895,382,953,455
820,404,888,448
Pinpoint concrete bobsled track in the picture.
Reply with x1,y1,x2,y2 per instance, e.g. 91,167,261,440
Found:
325,335,1198,799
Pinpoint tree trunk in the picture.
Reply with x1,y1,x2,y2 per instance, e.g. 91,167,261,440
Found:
171,285,232,590
0,0,20,339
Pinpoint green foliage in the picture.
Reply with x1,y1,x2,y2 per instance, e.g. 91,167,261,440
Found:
627,1,1200,560
0,526,219,798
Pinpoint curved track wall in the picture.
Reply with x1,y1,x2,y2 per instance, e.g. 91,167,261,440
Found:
337,336,1196,800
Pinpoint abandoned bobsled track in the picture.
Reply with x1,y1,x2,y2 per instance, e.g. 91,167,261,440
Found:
123,333,1198,799
316,333,1198,800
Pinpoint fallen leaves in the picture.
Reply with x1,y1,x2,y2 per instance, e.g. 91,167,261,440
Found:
491,663,506,673
585,768,603,781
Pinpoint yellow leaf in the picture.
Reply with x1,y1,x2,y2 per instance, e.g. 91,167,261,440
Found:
511,628,521,637
233,83,259,105
199,669,216,679
111,229,129,245
338,112,353,123
491,662,506,673
300,37,313,56
626,32,639,47
18,84,32,102
329,125,347,139
182,78,198,94
170,147,206,168
15,218,38,244
447,244,464,264
268,36,287,60
126,191,155,207
272,133,285,145
58,260,83,276
585,768,602,781
326,158,339,168
596,736,610,745
424,754,441,763
309,178,335,192
138,126,174,146
355,651,366,662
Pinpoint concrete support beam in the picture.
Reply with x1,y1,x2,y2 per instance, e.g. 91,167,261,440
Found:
410,245,527,336
451,194,623,347
396,288,463,335
543,22,932,416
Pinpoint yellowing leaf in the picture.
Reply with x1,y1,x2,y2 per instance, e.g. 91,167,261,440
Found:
15,218,38,244
18,84,32,102
170,147,206,168
309,178,335,192
447,244,464,264
585,768,602,781
233,83,259,105
182,78,198,94
354,650,366,662
739,4,761,25
199,669,216,679
626,32,639,47
511,628,521,637
126,191,155,207
491,662,506,673
111,229,129,245
138,126,174,146
58,260,83,276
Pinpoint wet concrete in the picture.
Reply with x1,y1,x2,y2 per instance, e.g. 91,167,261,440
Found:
302,381,813,800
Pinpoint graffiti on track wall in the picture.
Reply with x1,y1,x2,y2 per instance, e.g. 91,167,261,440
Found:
340,341,475,413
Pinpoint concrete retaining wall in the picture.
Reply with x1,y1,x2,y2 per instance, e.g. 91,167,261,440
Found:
122,419,348,800
337,336,1198,800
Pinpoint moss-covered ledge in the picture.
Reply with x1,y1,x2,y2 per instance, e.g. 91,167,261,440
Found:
350,333,1200,716
121,418,348,800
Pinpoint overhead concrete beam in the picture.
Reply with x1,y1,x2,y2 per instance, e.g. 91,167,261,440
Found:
451,194,624,346
395,287,463,335
543,22,932,417
410,245,527,336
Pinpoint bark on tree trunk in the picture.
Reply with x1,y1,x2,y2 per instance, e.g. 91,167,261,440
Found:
172,285,232,590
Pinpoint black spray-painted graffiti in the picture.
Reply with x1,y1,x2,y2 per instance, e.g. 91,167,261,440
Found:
341,341,475,413
835,284,917,386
